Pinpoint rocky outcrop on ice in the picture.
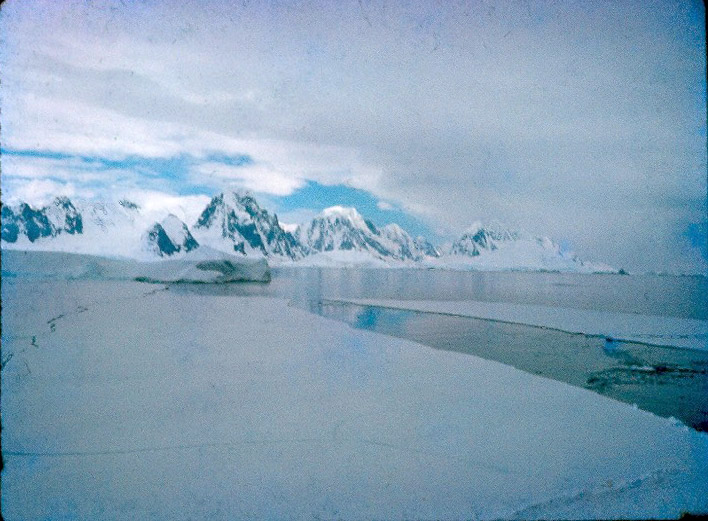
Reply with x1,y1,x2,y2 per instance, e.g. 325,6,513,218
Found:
132,247,271,283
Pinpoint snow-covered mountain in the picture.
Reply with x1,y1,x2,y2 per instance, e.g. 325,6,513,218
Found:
144,214,200,257
1,197,194,260
296,206,440,265
1,193,616,272
441,222,615,273
1,197,83,243
192,192,305,260
449,222,520,256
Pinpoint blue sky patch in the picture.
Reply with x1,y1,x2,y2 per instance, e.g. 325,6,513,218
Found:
267,181,435,239
2,148,436,240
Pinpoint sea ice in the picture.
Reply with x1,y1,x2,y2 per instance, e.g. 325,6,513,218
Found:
1,274,706,520
331,298,708,351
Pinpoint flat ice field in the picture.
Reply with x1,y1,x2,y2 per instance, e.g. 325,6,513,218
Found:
2,257,707,519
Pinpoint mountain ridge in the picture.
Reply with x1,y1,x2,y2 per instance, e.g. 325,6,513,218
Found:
0,192,616,272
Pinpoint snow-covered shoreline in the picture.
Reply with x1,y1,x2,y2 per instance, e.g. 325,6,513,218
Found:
2,268,707,519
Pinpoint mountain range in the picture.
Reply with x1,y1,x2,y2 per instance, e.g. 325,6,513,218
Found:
0,192,616,273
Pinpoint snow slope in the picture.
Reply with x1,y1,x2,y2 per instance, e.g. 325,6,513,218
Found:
1,272,707,519
441,223,616,273
329,298,708,351
292,249,395,268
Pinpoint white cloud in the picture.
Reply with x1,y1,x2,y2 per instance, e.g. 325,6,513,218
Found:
192,162,305,196
1,178,93,207
1,154,104,182
120,190,211,225
279,222,300,234
273,208,320,228
0,0,705,272
376,200,394,211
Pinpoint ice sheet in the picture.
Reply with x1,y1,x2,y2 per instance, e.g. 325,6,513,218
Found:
1,248,270,283
332,298,708,351
2,278,707,520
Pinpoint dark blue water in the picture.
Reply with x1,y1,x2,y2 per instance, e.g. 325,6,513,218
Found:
180,267,708,319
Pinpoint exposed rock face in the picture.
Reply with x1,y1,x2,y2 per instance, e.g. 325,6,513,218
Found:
193,192,304,260
144,214,199,257
1,192,613,272
450,223,521,257
1,198,81,243
298,206,440,262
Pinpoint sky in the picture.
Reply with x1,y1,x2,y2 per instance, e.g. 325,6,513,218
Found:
0,0,706,273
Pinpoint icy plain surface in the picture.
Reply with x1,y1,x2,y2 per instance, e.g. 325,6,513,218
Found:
332,298,708,351
2,274,707,519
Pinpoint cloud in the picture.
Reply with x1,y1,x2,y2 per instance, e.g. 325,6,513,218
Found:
191,161,305,196
0,0,705,272
1,178,93,207
273,208,321,228
120,190,211,225
1,153,105,183
377,200,394,211
278,221,301,234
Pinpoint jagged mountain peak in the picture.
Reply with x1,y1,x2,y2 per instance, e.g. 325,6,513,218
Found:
47,197,83,235
461,220,520,240
1,197,83,243
381,222,406,237
451,221,525,257
196,191,268,225
193,191,304,260
299,207,438,263
413,235,442,258
118,199,141,211
144,214,199,257
53,196,75,208
316,206,381,233
1,191,613,272
320,205,363,220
